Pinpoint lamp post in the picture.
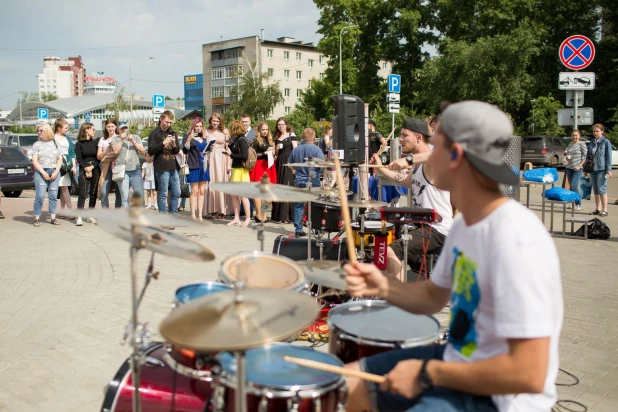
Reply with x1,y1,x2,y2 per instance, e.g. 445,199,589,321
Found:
339,24,358,95
129,57,154,125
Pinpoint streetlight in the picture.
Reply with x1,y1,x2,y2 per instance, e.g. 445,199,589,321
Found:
129,57,154,125
339,24,358,95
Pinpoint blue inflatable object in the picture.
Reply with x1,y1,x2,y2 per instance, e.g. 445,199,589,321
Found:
522,168,559,183
580,176,592,200
544,187,581,202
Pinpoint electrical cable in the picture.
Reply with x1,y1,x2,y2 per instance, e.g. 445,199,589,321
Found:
0,36,222,51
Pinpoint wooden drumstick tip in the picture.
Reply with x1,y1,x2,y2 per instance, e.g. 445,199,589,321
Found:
283,355,386,384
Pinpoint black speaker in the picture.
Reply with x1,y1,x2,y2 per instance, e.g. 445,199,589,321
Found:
331,94,365,165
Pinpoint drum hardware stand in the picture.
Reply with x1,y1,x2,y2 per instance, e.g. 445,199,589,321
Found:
230,281,249,412
252,200,269,252
136,252,159,309
306,169,317,260
401,223,413,283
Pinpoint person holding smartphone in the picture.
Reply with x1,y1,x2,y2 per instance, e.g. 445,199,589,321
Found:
112,122,145,208
147,110,181,214
182,117,211,221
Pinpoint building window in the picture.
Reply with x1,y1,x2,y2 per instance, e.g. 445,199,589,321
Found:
284,51,290,60
308,59,314,68
211,68,224,80
211,86,224,98
268,68,274,78
284,70,290,79
267,49,273,58
320,73,325,80
225,65,243,78
284,88,290,97
382,62,387,70
297,89,302,98
308,79,312,87
224,86,232,97
285,107,291,114
296,71,302,80
296,52,302,61
319,55,325,64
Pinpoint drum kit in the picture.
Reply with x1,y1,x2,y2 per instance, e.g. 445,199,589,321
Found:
91,159,443,412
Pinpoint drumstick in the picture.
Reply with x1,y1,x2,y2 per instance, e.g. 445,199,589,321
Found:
332,156,357,264
283,356,386,384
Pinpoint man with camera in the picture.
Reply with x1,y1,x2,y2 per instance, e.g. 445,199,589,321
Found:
148,110,181,214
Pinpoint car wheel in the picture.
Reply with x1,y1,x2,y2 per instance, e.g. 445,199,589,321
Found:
4,190,22,198
550,156,559,167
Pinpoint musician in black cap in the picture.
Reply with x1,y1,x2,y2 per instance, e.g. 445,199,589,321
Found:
344,101,562,412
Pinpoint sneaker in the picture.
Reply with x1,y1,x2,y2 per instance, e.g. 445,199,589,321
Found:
575,205,582,211
75,217,83,226
294,231,307,238
0,211,4,219
86,217,97,224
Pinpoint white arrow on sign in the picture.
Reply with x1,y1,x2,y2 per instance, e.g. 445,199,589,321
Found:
558,72,595,90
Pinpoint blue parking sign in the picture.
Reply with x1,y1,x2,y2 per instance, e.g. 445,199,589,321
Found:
388,74,401,94
85,112,91,123
37,108,48,119
153,94,165,108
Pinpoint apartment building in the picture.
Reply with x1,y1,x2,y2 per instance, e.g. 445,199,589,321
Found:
37,56,86,99
201,36,328,119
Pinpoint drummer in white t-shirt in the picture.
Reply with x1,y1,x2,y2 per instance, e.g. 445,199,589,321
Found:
343,101,563,412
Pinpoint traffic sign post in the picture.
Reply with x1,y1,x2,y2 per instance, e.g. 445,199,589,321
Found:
566,90,584,107
558,72,595,90
386,74,401,160
557,108,594,127
559,35,595,70
37,108,48,120
85,112,91,123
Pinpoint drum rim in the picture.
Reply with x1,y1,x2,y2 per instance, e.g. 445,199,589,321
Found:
216,343,345,393
327,300,441,347
174,281,233,306
163,350,214,382
218,251,307,291
351,221,394,229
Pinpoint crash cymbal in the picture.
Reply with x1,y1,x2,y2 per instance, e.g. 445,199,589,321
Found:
210,182,320,202
97,223,215,261
346,199,388,209
159,288,319,352
285,162,334,168
72,208,201,229
297,260,348,290
309,186,353,196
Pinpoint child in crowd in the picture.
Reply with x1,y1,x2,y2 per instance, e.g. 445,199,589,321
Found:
142,154,157,209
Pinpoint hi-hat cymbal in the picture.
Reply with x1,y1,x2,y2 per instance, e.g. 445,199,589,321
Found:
210,182,320,202
346,199,388,209
285,160,351,168
72,208,201,229
99,223,215,261
159,288,319,352
309,186,353,196
297,260,348,290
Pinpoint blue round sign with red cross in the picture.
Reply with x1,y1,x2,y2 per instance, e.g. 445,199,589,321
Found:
559,35,595,70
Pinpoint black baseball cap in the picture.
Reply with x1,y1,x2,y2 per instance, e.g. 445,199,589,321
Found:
401,118,429,137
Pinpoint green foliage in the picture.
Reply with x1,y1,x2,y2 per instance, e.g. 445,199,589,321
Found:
106,86,129,120
526,95,565,136
8,125,37,133
40,92,58,102
287,109,318,136
371,106,425,139
226,62,284,123
137,119,191,141
296,78,337,120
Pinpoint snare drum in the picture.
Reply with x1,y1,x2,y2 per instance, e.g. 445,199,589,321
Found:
328,300,440,363
214,343,347,412
351,221,395,247
219,252,307,292
101,342,211,412
166,282,232,380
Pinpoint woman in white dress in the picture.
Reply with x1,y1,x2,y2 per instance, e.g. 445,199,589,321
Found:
53,119,76,220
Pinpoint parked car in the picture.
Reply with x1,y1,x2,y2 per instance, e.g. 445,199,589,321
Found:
520,135,567,167
0,146,35,197
562,136,618,169
0,133,39,160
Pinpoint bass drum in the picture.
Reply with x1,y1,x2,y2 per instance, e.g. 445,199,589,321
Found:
101,342,210,412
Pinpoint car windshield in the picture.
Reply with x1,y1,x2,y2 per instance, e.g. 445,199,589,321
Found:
19,135,39,146
0,147,28,162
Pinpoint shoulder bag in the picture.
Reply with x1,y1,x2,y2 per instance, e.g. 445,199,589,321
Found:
52,139,71,176
242,136,258,171
112,141,130,182
582,138,603,173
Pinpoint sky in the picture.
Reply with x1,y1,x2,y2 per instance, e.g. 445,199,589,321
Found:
0,0,322,110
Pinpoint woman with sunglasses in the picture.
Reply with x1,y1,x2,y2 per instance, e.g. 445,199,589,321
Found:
32,124,63,226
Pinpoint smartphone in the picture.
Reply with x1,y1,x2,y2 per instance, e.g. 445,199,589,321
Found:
196,132,203,137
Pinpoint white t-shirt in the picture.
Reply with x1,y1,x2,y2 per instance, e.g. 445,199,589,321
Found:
431,200,563,412
411,164,453,236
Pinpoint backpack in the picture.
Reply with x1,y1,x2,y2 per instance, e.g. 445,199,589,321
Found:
242,137,258,171
573,218,611,239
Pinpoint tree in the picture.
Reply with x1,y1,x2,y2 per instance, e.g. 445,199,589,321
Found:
296,78,337,120
287,109,318,136
226,62,284,122
16,92,41,104
165,96,174,101
526,95,564,136
106,86,129,120
40,92,58,102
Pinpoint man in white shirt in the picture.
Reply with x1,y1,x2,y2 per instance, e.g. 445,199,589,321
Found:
343,101,563,412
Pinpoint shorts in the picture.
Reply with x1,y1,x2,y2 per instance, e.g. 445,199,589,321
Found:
144,180,155,190
360,345,496,411
231,168,250,183
389,226,446,268
589,171,608,195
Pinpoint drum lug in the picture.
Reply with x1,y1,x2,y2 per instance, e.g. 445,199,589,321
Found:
336,385,348,411
258,392,269,412
144,356,165,368
211,381,226,412
313,394,322,412
287,394,300,412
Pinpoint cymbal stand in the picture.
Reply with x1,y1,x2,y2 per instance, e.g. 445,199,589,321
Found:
232,281,248,412
401,223,413,283
136,252,159,309
253,201,268,252
356,165,370,261
306,169,317,260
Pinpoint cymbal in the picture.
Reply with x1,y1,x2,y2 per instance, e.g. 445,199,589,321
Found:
159,288,319,352
210,182,320,202
98,223,215,261
71,208,201,229
286,160,351,168
309,186,353,196
297,260,348,290
346,199,388,209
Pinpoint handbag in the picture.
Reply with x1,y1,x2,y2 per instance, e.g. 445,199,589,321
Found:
180,163,190,176
180,183,191,198
52,140,71,176
112,143,130,182
583,138,604,173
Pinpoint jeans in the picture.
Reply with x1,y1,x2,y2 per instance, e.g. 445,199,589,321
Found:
33,169,60,216
361,345,497,412
118,169,145,208
293,181,308,232
78,167,101,209
589,171,608,195
179,173,187,208
100,167,122,209
155,170,180,214
565,168,583,206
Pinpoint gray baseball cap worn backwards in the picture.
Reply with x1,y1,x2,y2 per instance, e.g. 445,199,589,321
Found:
440,101,519,186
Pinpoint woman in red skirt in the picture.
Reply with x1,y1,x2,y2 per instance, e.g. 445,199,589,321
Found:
249,122,277,223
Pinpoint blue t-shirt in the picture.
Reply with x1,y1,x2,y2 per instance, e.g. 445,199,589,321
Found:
288,142,325,186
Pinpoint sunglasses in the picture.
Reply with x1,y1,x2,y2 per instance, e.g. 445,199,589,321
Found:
37,130,44,133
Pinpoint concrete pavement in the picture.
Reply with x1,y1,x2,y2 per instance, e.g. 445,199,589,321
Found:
0,174,617,411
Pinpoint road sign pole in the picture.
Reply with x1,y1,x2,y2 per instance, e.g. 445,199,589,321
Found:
391,113,399,161
573,95,578,130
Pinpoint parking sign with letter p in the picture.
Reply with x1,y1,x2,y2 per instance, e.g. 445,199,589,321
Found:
153,94,165,108
388,74,401,94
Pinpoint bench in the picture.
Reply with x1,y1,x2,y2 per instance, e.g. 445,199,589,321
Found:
546,200,575,236
565,216,595,239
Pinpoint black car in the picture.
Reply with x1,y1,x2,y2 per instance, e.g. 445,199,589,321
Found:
0,146,35,197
